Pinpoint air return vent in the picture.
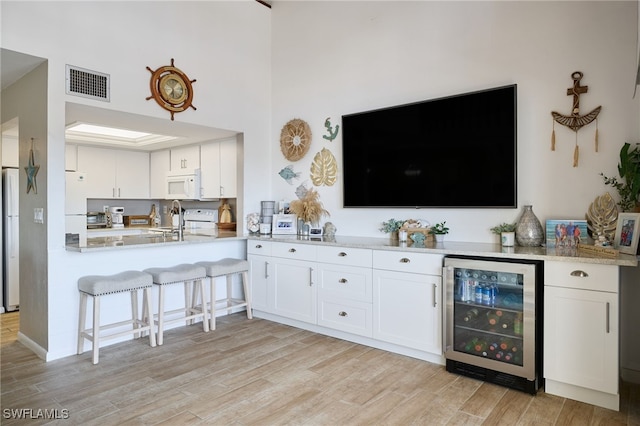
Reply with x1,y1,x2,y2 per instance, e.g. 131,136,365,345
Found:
65,65,110,102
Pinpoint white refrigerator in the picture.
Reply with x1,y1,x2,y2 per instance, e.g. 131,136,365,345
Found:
2,168,19,312
65,171,88,247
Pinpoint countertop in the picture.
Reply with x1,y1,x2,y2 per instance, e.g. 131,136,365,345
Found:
247,234,639,267
66,229,241,252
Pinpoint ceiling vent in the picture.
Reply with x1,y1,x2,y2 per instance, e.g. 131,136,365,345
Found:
65,65,110,102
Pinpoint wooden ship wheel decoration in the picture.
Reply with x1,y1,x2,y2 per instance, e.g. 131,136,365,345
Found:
280,118,312,161
146,59,196,120
551,71,601,167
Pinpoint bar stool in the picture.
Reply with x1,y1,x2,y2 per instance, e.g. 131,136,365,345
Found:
195,258,252,330
77,270,156,365
143,263,209,345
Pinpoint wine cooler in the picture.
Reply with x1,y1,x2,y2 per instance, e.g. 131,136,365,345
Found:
444,256,543,394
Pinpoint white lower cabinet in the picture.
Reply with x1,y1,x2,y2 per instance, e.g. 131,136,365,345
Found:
373,269,442,354
248,241,272,312
248,240,444,362
271,257,317,324
372,250,443,355
544,261,620,411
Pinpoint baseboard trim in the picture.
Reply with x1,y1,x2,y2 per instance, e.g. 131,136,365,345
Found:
17,332,48,361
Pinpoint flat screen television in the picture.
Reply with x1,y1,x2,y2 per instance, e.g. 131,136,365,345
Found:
342,84,517,208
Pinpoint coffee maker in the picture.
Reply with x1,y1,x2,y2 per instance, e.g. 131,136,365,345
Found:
109,206,124,228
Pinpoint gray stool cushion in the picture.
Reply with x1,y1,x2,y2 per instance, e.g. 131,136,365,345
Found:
144,264,207,285
196,258,249,277
78,271,153,296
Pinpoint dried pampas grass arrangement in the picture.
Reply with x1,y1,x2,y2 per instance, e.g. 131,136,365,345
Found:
289,188,330,226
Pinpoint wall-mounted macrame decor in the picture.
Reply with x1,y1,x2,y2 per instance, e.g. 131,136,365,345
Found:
25,138,40,194
280,118,311,161
551,71,601,167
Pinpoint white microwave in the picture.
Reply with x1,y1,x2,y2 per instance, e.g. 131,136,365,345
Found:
166,169,201,200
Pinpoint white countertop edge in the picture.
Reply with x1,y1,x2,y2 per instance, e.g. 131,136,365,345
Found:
66,235,247,253
246,234,638,267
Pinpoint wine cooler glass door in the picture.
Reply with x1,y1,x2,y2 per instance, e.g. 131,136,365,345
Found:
444,258,537,380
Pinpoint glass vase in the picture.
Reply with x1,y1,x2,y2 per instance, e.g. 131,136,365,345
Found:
515,205,544,246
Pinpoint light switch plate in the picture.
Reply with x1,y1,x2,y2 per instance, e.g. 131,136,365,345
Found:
34,208,44,224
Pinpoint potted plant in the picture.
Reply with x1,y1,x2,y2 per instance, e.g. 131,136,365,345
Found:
429,221,449,242
490,222,516,246
379,218,405,239
601,142,640,212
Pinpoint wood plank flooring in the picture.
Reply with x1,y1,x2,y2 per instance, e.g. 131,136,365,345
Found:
1,311,639,425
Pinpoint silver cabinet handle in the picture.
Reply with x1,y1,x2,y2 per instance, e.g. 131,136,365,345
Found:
570,270,589,277
309,268,314,286
606,302,610,333
433,283,437,308
220,186,224,196
339,278,348,284
255,244,262,248
264,261,269,279
338,311,348,317
400,258,410,263
338,252,347,257
289,248,296,253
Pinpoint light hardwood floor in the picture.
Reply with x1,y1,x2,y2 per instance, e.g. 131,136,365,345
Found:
1,311,638,425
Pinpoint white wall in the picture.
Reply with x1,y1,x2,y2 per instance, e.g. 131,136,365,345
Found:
271,1,640,241
1,0,271,358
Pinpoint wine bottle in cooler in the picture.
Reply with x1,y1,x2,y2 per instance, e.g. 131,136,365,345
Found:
463,308,479,322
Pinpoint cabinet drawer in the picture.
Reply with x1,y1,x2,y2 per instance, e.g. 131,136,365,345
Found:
272,242,317,261
247,240,272,256
317,246,372,267
318,298,373,337
319,265,372,302
545,261,619,293
373,250,443,275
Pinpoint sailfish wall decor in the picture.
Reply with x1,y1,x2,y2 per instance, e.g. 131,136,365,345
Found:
551,71,601,167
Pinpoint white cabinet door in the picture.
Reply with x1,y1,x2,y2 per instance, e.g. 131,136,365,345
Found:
373,269,442,354
170,145,200,171
200,139,237,199
78,146,117,198
78,146,149,198
544,285,619,394
248,254,270,312
1,134,18,168
150,150,170,199
218,139,237,198
116,150,149,198
271,257,317,324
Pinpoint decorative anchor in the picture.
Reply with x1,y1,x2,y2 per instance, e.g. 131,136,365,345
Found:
551,71,601,167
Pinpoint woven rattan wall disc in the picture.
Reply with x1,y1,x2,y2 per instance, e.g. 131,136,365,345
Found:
280,118,312,161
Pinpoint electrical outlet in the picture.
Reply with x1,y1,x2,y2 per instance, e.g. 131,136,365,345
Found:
103,205,109,212
34,208,44,224
163,205,167,214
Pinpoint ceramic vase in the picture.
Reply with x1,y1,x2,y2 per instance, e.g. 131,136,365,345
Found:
435,234,445,243
515,205,544,246
501,231,515,247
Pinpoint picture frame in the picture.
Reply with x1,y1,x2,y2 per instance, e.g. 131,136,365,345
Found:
613,212,640,255
545,219,588,248
272,213,297,235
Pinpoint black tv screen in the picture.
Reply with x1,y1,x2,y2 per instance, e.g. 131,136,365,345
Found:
342,84,517,208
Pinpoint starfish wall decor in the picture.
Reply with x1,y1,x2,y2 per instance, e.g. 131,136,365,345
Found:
25,138,40,194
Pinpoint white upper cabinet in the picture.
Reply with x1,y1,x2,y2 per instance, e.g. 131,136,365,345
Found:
170,145,200,171
1,135,18,168
150,149,170,199
77,146,149,199
200,139,237,199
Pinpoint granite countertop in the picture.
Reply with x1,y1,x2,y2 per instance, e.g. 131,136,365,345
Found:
247,234,639,267
66,230,243,252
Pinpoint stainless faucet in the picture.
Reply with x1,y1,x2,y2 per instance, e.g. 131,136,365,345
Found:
171,199,183,240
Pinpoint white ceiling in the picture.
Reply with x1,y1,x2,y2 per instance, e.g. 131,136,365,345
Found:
1,48,238,151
